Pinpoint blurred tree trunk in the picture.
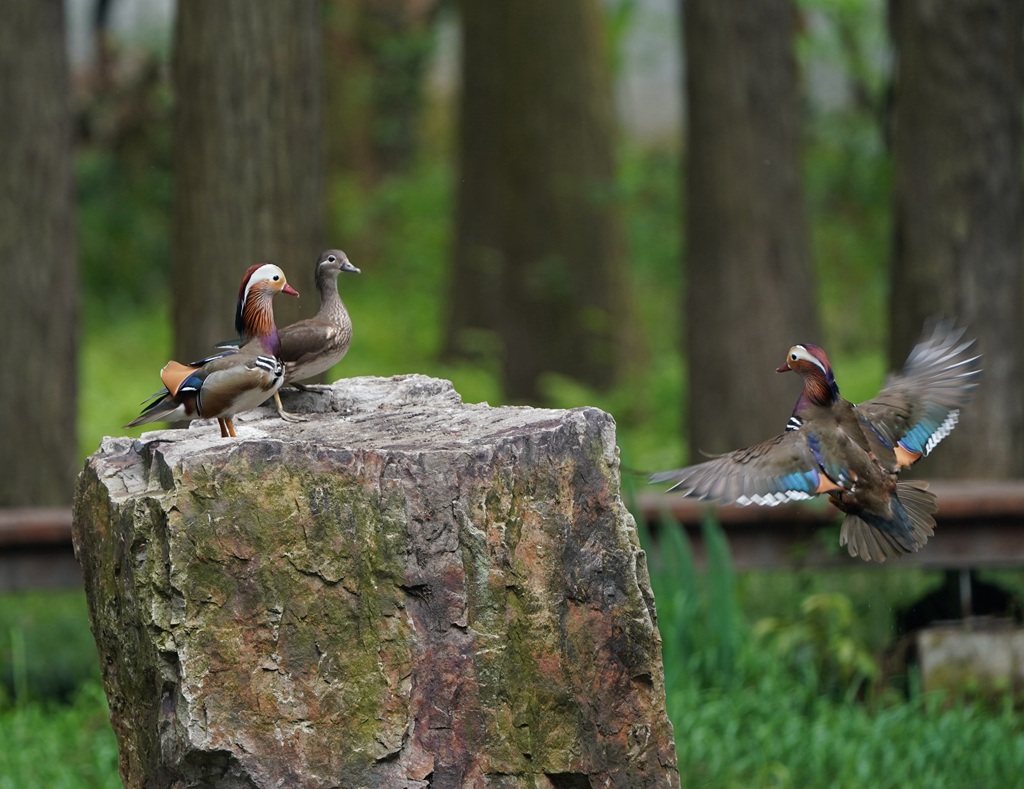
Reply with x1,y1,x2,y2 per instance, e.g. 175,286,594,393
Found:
446,0,633,402
172,0,325,362
682,0,820,460
441,0,503,362
324,0,439,187
0,0,77,505
888,0,1024,477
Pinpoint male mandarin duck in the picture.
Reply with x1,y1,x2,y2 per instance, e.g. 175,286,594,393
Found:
126,263,299,438
651,321,981,562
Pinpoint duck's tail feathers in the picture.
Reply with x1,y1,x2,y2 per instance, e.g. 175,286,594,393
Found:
839,480,937,563
125,393,181,428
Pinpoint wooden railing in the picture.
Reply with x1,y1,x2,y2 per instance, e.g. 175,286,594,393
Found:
0,507,79,591
635,480,1024,570
4,480,1024,589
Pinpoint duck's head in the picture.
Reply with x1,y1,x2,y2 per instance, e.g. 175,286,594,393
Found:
235,263,299,338
777,344,831,375
316,249,361,279
777,344,840,404
239,263,299,303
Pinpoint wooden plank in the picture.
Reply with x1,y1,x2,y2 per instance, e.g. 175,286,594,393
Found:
0,507,79,590
0,507,73,546
636,480,1024,570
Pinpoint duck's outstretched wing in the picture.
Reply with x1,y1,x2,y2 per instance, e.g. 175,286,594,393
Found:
650,430,842,506
857,319,981,466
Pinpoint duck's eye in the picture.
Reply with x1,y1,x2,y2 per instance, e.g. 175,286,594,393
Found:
273,275,280,281
790,353,798,361
328,255,337,263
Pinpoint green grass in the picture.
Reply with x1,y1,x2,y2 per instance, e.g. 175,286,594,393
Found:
0,592,119,787
0,683,120,789
80,302,173,456
642,519,1024,787
0,590,100,703
673,683,1024,788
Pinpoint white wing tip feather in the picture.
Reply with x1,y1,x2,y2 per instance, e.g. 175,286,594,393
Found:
924,409,960,455
736,490,814,507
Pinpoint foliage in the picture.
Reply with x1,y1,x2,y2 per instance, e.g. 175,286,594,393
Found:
76,53,173,314
76,146,172,312
799,0,893,355
0,591,116,787
640,517,1024,787
93,143,686,467
0,590,100,705
754,591,879,700
0,682,120,789
80,301,173,458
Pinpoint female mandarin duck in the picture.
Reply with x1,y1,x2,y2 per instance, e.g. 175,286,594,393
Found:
651,321,981,562
126,263,299,438
273,249,359,421
220,249,360,421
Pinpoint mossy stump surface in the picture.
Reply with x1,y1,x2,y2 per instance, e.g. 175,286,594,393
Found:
73,375,679,788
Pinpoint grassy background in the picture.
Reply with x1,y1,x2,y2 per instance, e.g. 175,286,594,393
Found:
639,516,1024,787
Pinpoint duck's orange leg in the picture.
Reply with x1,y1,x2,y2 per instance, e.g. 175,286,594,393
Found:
225,418,237,437
218,418,230,438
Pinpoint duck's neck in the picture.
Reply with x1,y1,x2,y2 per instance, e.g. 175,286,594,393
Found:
797,367,840,409
240,288,281,356
315,272,344,320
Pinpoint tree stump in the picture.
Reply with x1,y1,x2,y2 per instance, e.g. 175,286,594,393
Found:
73,376,679,788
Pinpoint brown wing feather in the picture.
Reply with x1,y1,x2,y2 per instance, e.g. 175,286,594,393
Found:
650,430,829,506
857,319,980,458
278,322,350,369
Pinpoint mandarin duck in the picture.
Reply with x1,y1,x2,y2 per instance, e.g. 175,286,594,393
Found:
222,249,360,421
651,321,981,562
126,264,299,438
274,249,360,420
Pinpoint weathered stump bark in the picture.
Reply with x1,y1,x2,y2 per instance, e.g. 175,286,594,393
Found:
74,375,679,788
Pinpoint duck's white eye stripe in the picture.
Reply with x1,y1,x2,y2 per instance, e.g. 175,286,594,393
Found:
244,264,284,302
791,346,827,375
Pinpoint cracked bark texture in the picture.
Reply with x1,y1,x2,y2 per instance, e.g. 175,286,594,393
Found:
74,375,679,789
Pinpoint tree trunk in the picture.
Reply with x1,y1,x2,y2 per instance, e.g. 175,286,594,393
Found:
683,0,820,460
74,376,680,788
446,0,633,402
441,0,504,362
0,0,77,505
324,0,439,187
888,0,1024,477
172,0,325,362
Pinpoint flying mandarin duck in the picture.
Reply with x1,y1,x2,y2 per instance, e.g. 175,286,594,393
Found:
651,321,981,562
